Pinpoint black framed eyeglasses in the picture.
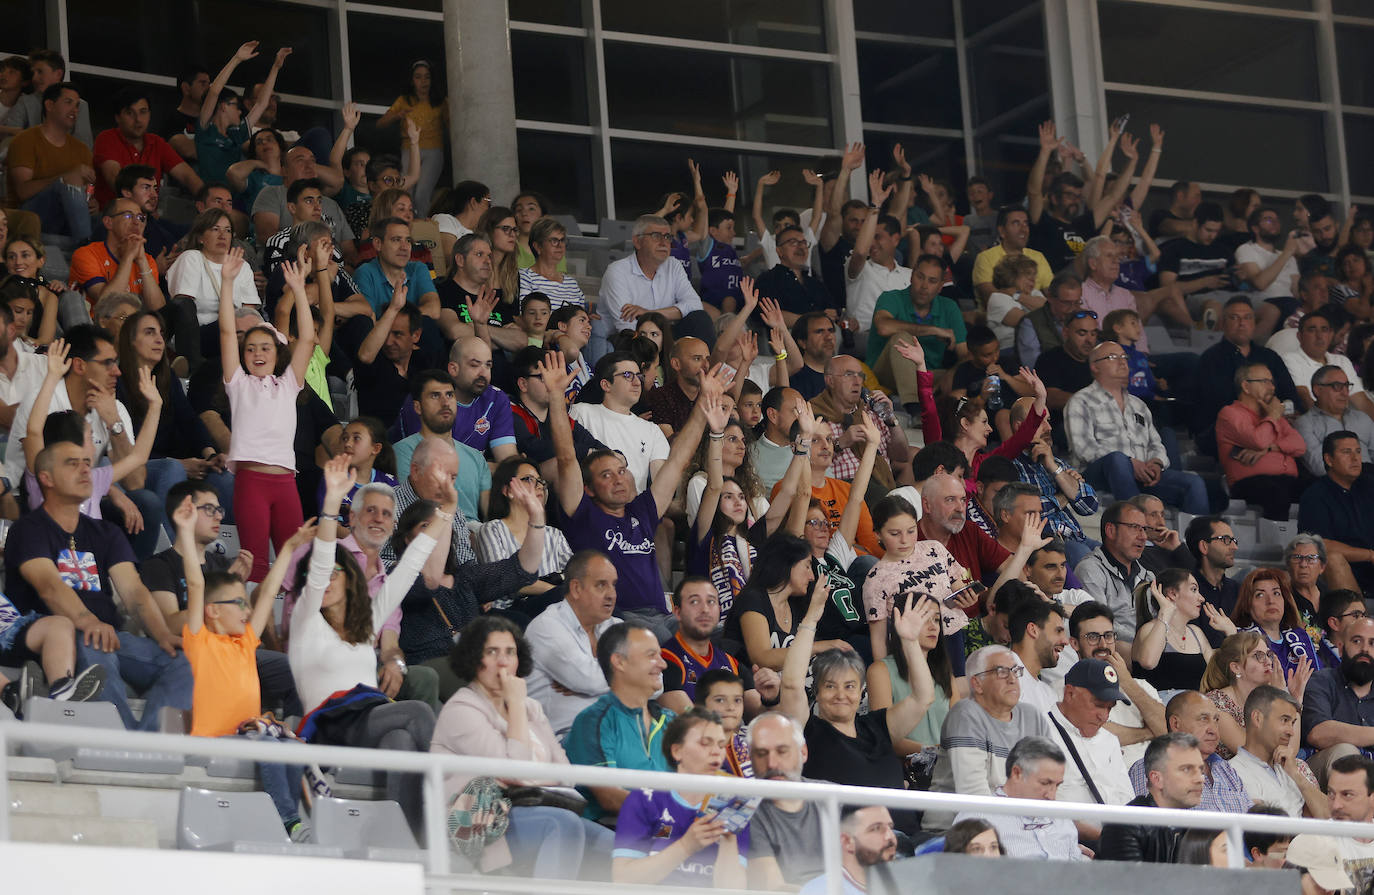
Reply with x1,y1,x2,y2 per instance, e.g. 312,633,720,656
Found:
195,503,226,519
1205,535,1240,546
1068,309,1099,320
211,598,248,609
618,370,646,382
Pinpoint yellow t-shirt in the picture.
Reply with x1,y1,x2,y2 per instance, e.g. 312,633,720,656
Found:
388,96,448,151
182,623,261,738
971,244,1053,291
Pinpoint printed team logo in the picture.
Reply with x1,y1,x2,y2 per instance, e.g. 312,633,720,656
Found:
1103,666,1119,683
474,416,490,436
653,809,675,840
57,547,101,591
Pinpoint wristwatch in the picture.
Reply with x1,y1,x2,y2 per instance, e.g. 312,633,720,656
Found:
391,657,409,675
110,421,126,436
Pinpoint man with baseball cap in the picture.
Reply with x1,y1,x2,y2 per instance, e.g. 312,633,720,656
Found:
1286,835,1356,893
1046,658,1136,841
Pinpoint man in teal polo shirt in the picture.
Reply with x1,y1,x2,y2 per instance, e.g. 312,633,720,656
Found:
565,620,676,820
868,253,968,409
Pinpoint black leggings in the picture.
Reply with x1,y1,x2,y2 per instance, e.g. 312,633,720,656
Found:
337,700,436,828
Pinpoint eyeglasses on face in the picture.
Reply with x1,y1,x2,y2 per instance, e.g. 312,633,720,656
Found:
211,597,248,609
1091,353,1127,364
641,231,674,242
617,370,646,382
1110,521,1147,534
804,518,831,529
114,212,148,223
376,175,403,186
1340,609,1369,620
974,664,1024,680
1317,380,1352,391
1205,535,1239,546
494,225,518,235
1068,309,1099,320
517,474,549,490
1080,631,1117,645
778,238,807,249
1248,650,1274,664
196,503,226,519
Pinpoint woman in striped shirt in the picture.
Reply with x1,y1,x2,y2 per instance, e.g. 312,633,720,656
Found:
518,217,587,311
474,455,573,611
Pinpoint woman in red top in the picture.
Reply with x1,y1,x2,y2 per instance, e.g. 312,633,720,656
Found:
940,367,1049,493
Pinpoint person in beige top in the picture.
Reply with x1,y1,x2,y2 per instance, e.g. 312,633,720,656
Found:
430,615,612,878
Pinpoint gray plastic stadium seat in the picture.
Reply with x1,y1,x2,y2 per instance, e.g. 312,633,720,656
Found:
21,697,185,774
312,796,428,863
177,787,343,857
553,214,582,237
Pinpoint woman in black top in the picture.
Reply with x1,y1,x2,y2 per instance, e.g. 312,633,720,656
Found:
1132,568,1233,697
779,580,938,833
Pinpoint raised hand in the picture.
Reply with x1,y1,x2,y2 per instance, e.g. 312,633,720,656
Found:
222,246,246,285
698,363,731,405
703,391,730,435
273,47,293,67
45,338,70,380
758,170,781,188
892,143,911,177
738,275,759,315
802,168,823,186
917,172,937,196
769,325,788,357
536,348,574,396
284,518,320,554
1038,120,1058,150
758,295,786,332
737,330,759,370
1018,510,1050,552
341,102,361,130
1150,123,1164,147
136,366,162,407
894,337,927,371
687,158,702,184
322,452,352,500
171,494,196,532
468,283,498,325
794,395,817,439
506,475,544,519
892,593,937,643
404,115,421,147
1288,655,1313,704
1021,366,1047,405
722,171,740,195
841,142,866,171
1120,133,1140,160
234,41,261,62
281,258,306,294
857,413,883,450
1201,602,1237,637
868,168,892,206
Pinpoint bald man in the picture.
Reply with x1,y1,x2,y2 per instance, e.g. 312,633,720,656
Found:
1128,690,1253,813
391,336,517,459
643,336,710,435
1065,341,1208,514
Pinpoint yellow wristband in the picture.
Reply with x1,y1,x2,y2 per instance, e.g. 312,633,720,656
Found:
774,350,788,361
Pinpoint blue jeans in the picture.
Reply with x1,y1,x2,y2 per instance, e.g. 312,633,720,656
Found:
1083,451,1208,515
76,632,193,731
506,805,615,880
102,488,163,561
243,731,303,827
22,180,92,241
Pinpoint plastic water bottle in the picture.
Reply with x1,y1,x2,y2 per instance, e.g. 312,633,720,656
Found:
985,374,1002,411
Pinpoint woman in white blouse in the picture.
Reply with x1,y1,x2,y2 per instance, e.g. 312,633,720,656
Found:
517,217,586,311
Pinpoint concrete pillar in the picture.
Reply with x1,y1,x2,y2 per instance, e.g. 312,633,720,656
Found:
442,0,520,202
1043,0,1108,162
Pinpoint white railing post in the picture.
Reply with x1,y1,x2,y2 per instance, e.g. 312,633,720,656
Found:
0,725,9,843
424,764,450,877
821,793,843,895
1227,821,1245,869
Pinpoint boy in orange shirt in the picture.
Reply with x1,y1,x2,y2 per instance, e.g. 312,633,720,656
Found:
176,496,319,840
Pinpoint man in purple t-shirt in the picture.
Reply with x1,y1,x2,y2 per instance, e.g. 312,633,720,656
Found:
541,348,722,640
393,336,517,460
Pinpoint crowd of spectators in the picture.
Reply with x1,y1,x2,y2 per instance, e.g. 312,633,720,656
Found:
4,38,1374,889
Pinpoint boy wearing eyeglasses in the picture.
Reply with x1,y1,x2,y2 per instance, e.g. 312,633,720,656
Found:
175,494,323,840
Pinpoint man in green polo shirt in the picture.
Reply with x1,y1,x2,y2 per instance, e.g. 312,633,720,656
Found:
869,253,968,409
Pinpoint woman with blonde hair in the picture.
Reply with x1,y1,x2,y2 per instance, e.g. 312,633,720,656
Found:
1203,631,1303,760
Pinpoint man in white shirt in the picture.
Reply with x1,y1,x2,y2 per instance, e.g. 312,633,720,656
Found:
844,176,910,335
524,551,618,737
1066,602,1168,768
1303,755,1374,893
1282,307,1358,410
1237,205,1303,309
595,214,712,360
567,350,670,492
1046,659,1136,816
1228,684,1330,817
1009,600,1069,712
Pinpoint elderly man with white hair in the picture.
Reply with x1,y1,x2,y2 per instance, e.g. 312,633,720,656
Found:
925,644,1056,830
592,213,714,361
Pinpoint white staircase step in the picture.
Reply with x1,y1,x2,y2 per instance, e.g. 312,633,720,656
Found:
8,781,100,816
11,812,159,848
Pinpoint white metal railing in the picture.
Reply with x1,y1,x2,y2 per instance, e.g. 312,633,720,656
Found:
3,720,1373,895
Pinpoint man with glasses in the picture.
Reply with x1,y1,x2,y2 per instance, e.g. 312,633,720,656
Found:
1067,601,1167,767
1296,363,1374,476
568,350,671,493
811,352,910,498
1191,296,1300,458
1074,502,1156,649
1282,307,1356,410
1314,589,1366,670
1302,429,1374,594
596,214,712,363
753,223,832,326
143,480,299,717
1182,516,1241,645
926,644,1054,831
1215,362,1306,520
67,197,165,312
952,736,1088,862
1066,341,1208,513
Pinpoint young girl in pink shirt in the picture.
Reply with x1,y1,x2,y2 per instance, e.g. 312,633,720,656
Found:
218,247,315,580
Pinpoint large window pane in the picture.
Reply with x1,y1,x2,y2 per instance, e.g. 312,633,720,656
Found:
857,43,962,130
512,32,588,126
1336,24,1374,109
963,0,1040,36
1106,92,1328,193
973,108,1045,210
967,26,1048,126
518,131,596,223
600,0,826,53
609,141,826,225
348,13,444,108
1335,0,1374,16
0,0,45,56
1344,115,1374,198
68,0,332,98
862,134,968,208
604,44,833,147
855,0,954,39
1098,1,1319,102
509,0,581,27
359,0,439,11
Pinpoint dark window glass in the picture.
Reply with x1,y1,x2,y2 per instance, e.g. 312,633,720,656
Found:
600,0,826,52
512,32,588,125
347,13,445,108
855,0,954,39
966,25,1048,126
509,0,582,26
862,134,969,211
1336,24,1374,109
68,0,332,99
857,43,962,130
518,131,596,223
1106,92,1327,193
1344,115,1374,198
962,0,1039,36
973,110,1048,210
0,0,45,58
1098,0,1320,102
1335,0,1374,13
604,43,833,147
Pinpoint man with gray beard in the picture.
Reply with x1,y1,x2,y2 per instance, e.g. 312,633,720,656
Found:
746,712,825,890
